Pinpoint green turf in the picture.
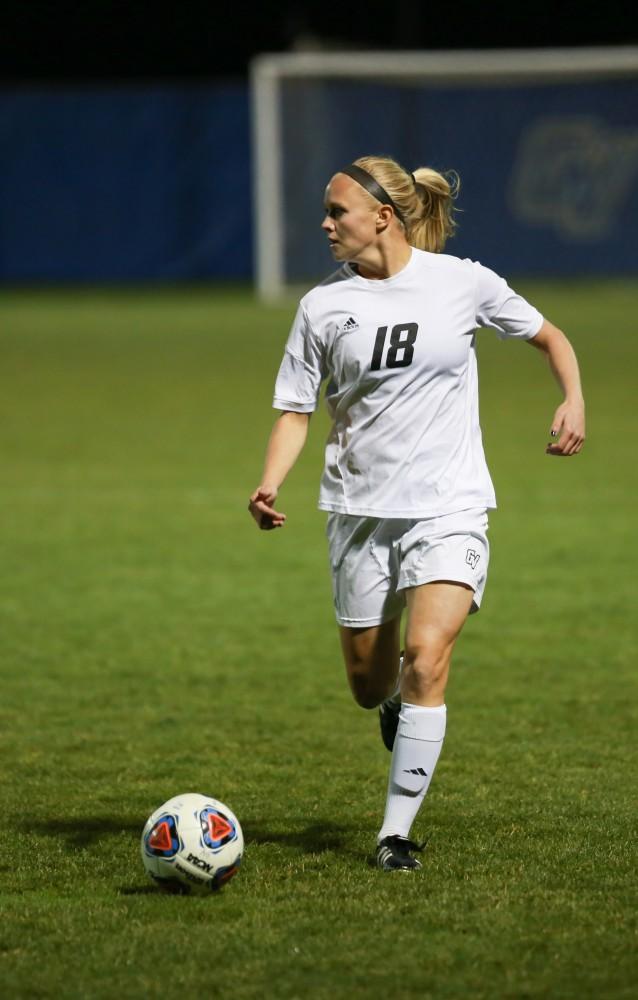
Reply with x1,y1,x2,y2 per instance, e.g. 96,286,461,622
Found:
1,282,636,999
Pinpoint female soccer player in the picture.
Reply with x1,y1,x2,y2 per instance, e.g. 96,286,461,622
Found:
248,156,585,872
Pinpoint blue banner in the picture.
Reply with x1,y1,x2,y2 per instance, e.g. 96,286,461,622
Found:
282,77,638,280
0,85,251,281
1,78,637,282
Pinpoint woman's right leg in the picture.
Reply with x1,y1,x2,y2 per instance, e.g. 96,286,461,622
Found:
339,616,402,710
328,512,402,709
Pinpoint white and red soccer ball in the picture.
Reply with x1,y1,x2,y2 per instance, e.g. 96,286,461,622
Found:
141,792,243,894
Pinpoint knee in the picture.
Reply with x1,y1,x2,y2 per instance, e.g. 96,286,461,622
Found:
348,671,387,710
345,653,395,709
402,642,450,698
354,691,382,710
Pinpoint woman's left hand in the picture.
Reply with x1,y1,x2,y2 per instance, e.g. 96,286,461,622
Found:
546,399,586,456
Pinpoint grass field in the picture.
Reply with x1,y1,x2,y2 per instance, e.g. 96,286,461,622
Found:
1,282,637,999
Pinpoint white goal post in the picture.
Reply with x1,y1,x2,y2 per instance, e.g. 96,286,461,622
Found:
250,47,638,300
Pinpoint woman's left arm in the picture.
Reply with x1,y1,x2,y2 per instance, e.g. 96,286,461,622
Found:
528,319,586,457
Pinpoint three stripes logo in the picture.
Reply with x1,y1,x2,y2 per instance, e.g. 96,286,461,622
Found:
339,316,359,333
403,767,428,777
377,845,394,868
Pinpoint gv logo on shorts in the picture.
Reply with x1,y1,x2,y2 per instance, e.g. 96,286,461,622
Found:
465,549,480,570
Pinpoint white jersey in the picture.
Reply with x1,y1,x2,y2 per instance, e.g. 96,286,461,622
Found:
272,248,543,518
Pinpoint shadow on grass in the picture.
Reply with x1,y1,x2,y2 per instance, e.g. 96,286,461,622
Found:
118,885,162,896
23,814,358,856
242,819,359,857
119,819,364,896
20,815,143,849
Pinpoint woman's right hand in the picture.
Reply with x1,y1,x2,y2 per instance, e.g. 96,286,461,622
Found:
248,485,287,530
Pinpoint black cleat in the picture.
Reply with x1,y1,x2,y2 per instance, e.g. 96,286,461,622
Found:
376,835,425,872
378,698,401,751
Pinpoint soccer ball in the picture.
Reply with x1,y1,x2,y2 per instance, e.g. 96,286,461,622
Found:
141,792,243,894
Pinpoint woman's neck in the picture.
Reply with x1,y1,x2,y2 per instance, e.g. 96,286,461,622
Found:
354,242,412,280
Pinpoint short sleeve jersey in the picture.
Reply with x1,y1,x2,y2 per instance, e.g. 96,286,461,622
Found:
272,248,543,518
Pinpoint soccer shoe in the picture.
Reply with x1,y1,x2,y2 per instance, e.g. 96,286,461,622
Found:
376,835,425,872
378,698,401,751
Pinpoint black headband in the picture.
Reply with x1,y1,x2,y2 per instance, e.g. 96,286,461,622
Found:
340,164,405,224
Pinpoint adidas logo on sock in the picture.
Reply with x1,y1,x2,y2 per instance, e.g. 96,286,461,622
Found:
340,316,359,332
403,767,428,776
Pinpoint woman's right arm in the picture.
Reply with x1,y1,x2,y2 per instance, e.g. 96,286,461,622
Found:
248,411,311,529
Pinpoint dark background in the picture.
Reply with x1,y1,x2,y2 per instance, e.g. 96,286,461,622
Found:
2,0,636,83
2,2,636,283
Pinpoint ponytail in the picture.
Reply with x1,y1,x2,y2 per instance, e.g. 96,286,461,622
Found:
352,156,460,252
408,167,460,252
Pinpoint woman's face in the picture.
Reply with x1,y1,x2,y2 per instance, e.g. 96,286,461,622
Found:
321,174,380,263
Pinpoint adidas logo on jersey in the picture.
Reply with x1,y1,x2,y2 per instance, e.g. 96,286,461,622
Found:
339,316,359,332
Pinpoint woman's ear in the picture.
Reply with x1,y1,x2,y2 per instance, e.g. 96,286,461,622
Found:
376,205,394,231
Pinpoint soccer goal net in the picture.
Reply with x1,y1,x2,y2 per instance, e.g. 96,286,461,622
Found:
250,48,638,299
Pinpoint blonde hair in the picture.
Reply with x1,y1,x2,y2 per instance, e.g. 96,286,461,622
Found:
353,155,460,252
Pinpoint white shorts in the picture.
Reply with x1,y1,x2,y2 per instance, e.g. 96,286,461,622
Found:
326,508,489,627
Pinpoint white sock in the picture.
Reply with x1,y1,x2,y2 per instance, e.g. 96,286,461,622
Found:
377,702,447,843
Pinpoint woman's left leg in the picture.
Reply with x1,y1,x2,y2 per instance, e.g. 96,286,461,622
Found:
377,581,474,856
